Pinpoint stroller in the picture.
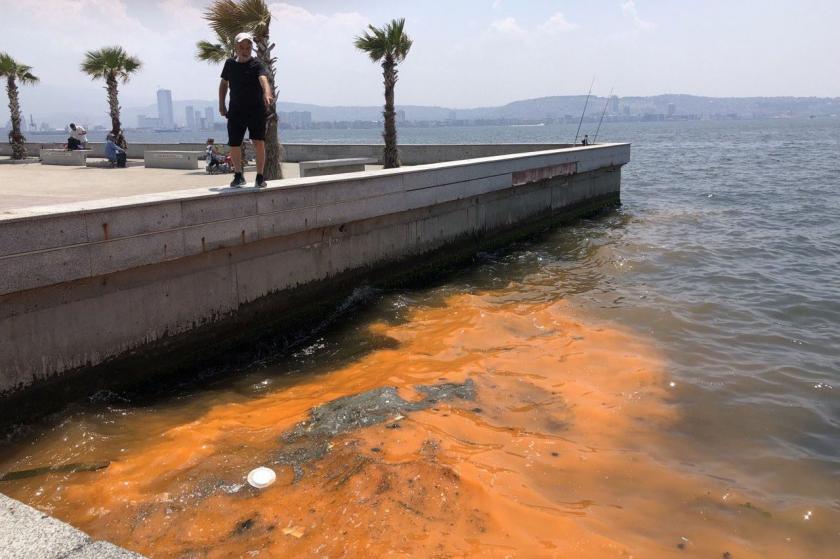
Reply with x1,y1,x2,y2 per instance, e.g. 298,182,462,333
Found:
205,152,234,174
205,139,234,174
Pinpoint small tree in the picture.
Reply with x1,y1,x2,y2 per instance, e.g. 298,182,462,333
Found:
200,0,284,179
354,18,413,168
0,53,39,160
80,46,141,149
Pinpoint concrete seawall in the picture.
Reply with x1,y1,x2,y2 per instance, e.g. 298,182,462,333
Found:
0,493,144,558
1,142,571,165
0,144,629,408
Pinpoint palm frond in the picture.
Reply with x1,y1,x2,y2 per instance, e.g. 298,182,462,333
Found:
18,69,39,85
80,46,142,83
354,19,412,63
354,25,386,61
0,52,18,77
0,52,39,83
204,0,246,41
196,40,229,64
238,0,271,37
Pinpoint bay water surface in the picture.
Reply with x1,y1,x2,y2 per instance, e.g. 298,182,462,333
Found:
1,119,839,557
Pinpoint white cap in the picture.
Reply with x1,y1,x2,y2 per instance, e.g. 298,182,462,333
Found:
235,32,255,46
246,466,276,489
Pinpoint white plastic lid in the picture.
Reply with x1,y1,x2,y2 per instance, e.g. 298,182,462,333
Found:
246,466,276,489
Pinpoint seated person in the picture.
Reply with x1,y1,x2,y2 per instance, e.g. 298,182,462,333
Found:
105,133,127,167
205,138,225,170
66,123,88,150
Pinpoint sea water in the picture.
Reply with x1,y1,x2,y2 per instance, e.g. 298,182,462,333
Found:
1,118,838,557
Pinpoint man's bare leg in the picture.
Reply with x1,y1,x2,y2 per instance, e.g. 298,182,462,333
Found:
230,145,243,173
227,145,246,187
254,140,266,175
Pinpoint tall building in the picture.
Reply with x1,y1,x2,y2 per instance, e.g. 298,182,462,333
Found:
157,89,174,128
667,103,676,117
609,95,620,114
185,106,195,129
204,107,215,127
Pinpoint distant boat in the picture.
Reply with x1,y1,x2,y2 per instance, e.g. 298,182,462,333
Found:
510,123,545,127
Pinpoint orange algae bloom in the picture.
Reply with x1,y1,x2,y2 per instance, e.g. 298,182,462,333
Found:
2,292,835,558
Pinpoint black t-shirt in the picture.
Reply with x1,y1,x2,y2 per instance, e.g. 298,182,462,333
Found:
221,57,268,113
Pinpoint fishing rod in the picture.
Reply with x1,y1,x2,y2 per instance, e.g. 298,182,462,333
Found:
593,86,614,144
573,77,595,145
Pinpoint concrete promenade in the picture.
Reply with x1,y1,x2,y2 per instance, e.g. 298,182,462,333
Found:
0,161,336,212
0,142,571,166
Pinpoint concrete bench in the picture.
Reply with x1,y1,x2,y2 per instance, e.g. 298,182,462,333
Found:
144,150,203,169
299,157,377,177
41,149,89,166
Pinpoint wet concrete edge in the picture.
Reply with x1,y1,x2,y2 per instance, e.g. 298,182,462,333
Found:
0,493,145,559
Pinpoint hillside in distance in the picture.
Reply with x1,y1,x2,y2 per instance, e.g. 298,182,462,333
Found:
278,94,840,121
33,94,839,129
441,94,840,120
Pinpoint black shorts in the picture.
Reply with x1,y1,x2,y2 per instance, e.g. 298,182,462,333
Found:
227,109,267,146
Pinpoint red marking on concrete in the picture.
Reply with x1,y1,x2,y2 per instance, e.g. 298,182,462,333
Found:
512,162,577,186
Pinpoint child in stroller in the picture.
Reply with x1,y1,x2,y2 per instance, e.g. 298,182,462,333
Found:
205,138,233,174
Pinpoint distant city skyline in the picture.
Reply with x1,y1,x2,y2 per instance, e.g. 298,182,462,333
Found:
8,93,836,134
2,1,839,125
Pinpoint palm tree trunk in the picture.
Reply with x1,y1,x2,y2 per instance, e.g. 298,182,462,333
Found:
256,38,284,180
381,57,400,168
6,76,27,160
106,74,126,149
264,116,283,179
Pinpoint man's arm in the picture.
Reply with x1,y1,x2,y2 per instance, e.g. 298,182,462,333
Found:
259,75,274,110
218,79,228,118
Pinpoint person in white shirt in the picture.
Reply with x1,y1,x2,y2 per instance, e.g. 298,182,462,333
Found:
66,123,88,150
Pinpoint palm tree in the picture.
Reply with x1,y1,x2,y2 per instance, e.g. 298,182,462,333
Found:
0,53,39,160
199,0,284,180
80,46,141,149
355,18,413,169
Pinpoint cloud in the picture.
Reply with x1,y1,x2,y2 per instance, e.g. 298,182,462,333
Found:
269,3,367,30
159,0,205,29
539,12,579,34
492,0,503,10
261,3,380,105
13,0,145,30
490,17,525,35
621,0,656,30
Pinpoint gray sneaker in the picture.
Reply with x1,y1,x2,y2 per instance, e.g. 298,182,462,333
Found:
230,173,246,188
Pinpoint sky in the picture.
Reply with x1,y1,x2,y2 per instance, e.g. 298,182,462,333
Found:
3,0,839,124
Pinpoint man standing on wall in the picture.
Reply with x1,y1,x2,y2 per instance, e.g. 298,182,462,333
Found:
219,32,274,188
